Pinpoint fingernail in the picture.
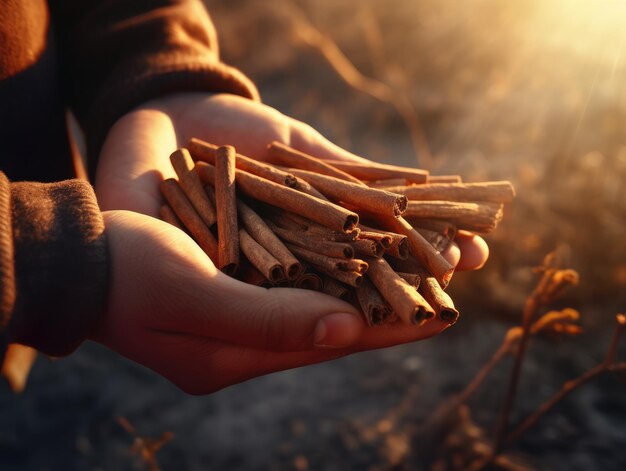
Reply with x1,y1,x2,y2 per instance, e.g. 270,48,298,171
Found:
314,313,362,348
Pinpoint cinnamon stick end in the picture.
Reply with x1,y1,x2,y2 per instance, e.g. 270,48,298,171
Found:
343,214,359,233
286,263,304,280
439,307,460,325
394,195,409,217
269,266,286,283
413,306,435,326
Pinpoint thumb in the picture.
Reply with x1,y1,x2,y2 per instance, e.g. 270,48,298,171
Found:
190,273,365,352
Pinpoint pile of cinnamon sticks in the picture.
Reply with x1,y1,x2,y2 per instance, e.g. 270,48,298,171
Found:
158,138,515,327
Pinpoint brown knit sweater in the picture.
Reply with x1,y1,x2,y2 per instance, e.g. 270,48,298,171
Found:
0,0,258,380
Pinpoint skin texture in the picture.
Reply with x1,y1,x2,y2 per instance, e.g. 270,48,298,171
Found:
94,93,489,394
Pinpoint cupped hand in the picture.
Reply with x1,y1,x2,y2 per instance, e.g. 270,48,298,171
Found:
96,211,452,394
96,92,488,269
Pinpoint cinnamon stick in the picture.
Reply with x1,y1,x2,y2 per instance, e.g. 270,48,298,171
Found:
314,265,363,288
358,224,409,260
237,200,303,280
270,211,360,242
367,178,410,188
427,175,462,184
285,242,368,274
285,167,408,218
267,222,355,259
322,159,429,184
294,272,323,291
404,201,504,233
198,161,359,233
417,269,460,325
358,231,392,249
382,216,454,287
356,278,394,326
239,228,285,283
240,169,359,233
267,141,365,185
383,181,515,204
350,238,384,258
189,138,298,188
365,257,435,326
159,204,183,230
293,176,329,200
170,148,217,227
215,146,239,275
397,272,421,289
159,178,218,261
320,276,353,302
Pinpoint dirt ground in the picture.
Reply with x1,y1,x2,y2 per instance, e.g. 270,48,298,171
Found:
2,0,626,469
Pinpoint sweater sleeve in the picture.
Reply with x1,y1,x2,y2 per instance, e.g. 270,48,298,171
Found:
49,0,260,159
0,172,109,363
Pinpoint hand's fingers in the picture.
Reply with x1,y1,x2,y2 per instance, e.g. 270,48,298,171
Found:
441,241,461,267
454,231,489,271
161,315,448,394
176,273,365,353
289,121,370,163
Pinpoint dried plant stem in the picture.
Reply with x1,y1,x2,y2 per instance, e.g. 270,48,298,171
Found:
505,314,626,446
492,291,539,455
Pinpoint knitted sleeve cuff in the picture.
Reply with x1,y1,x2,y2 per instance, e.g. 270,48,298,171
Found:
6,178,109,357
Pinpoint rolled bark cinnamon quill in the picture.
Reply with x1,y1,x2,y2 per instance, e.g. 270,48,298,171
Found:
350,238,384,258
426,175,462,184
285,167,408,218
367,178,410,188
159,179,218,261
381,216,454,287
159,204,183,230
322,159,429,184
214,146,240,275
416,269,460,325
267,141,365,185
314,265,363,288
237,200,303,280
197,161,359,233
189,138,298,188
358,224,408,260
239,228,285,283
365,257,435,326
321,276,353,302
383,181,515,204
356,278,394,326
404,201,504,233
170,148,217,227
267,222,355,259
293,272,323,291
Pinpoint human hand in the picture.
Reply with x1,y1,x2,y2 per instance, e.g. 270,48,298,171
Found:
97,92,488,270
95,211,454,394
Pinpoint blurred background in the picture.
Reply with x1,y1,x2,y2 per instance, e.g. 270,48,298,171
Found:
1,0,625,469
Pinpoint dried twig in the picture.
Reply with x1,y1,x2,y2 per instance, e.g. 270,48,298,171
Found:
492,254,579,454
504,314,626,445
117,417,173,471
